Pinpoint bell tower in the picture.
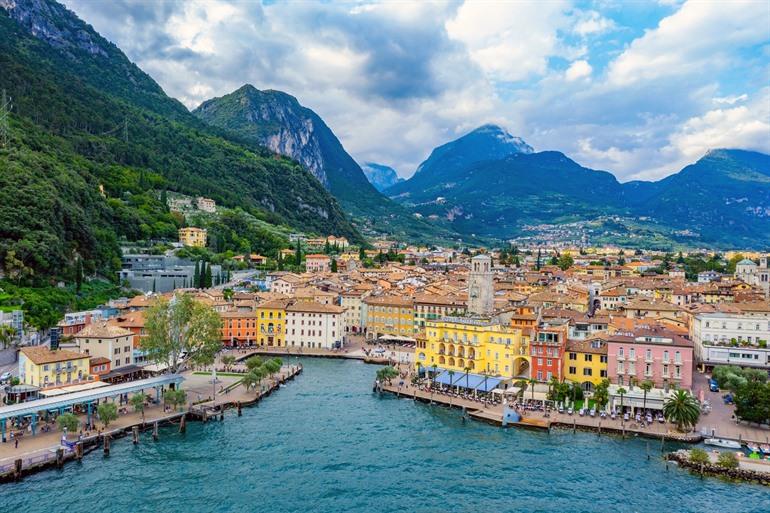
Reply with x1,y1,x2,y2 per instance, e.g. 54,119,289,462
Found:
468,254,494,316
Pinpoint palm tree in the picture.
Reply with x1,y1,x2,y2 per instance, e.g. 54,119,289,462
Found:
640,380,653,412
529,377,538,402
431,365,438,388
663,390,701,432
0,325,15,350
448,370,455,392
464,367,471,392
617,387,627,414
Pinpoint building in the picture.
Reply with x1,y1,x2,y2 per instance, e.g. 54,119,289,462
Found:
18,347,91,388
221,311,258,347
70,322,135,370
468,254,494,316
364,295,415,339
417,317,529,379
0,310,24,338
257,299,293,347
735,256,770,297
563,338,608,391
196,197,216,212
691,311,770,370
178,227,208,247
413,294,467,333
305,254,331,273
530,321,568,382
341,291,368,334
285,302,345,349
697,270,720,283
606,328,694,391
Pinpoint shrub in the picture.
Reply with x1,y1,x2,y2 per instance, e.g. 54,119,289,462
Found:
716,451,739,469
689,448,709,465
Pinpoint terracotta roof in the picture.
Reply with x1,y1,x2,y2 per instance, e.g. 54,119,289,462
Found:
286,302,344,314
75,321,133,339
21,347,87,365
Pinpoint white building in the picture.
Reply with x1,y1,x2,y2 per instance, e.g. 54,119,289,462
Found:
468,254,494,316
69,322,135,369
691,312,770,369
285,302,346,349
735,256,770,297
340,290,368,334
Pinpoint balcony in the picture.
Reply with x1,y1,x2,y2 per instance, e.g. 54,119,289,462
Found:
662,358,670,365
627,356,637,362
644,356,654,363
617,368,625,375
673,374,683,380
616,355,625,361
644,371,654,378
674,360,683,366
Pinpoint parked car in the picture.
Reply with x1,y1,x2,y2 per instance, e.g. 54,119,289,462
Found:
708,378,719,392
0,372,12,383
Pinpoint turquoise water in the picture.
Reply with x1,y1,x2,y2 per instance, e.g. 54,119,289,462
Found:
1,358,767,512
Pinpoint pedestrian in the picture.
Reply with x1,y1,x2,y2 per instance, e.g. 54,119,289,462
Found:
14,438,18,449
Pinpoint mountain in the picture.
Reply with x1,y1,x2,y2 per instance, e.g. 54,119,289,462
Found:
387,124,533,198
361,162,404,192
387,124,770,248
0,0,360,282
193,85,461,242
626,149,770,246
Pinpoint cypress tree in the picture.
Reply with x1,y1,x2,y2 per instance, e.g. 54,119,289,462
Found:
295,239,302,266
193,260,200,288
152,279,156,292
205,264,213,288
199,261,206,289
331,258,338,273
359,246,366,261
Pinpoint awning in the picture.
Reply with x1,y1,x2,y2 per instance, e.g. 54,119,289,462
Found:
102,365,144,380
434,371,504,392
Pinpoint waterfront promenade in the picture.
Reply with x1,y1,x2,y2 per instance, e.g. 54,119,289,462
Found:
0,364,301,479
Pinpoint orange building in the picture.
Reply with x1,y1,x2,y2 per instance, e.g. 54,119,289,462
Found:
221,311,258,347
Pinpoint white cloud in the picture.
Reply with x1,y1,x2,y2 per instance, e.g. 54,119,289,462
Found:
608,0,769,86
573,10,616,37
565,60,592,81
713,94,748,105
445,0,571,82
667,89,770,161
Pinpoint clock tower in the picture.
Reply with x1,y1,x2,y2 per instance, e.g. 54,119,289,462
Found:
468,254,493,316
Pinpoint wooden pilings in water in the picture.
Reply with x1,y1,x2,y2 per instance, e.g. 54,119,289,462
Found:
13,459,22,481
103,434,111,456
237,402,242,417
75,442,83,461
179,413,187,434
153,421,159,441
56,448,64,467
132,426,139,445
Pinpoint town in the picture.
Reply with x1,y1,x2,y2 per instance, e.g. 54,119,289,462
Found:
2,219,770,483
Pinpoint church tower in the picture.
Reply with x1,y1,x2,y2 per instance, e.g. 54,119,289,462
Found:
468,254,494,316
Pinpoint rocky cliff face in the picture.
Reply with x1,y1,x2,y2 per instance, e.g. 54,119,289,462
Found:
361,162,404,192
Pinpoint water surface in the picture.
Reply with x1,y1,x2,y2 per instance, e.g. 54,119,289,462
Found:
2,358,766,512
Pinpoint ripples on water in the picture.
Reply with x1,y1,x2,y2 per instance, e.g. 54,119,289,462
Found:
1,359,767,513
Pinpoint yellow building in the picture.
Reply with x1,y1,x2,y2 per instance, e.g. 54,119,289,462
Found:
364,296,414,339
178,227,207,247
416,317,530,380
18,347,91,388
256,298,291,347
563,338,608,391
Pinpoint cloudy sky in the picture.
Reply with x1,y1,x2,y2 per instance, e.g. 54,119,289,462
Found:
63,0,770,181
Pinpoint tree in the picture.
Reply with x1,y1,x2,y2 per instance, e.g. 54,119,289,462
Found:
663,390,701,432
689,448,710,465
57,412,79,433
143,294,223,374
193,260,200,289
557,254,574,271
295,239,302,266
164,389,187,411
617,387,627,413
593,378,610,410
376,366,399,385
717,451,739,469
330,258,338,273
359,246,366,261
241,371,258,392
75,256,84,294
245,355,263,371
130,393,146,422
199,261,207,289
0,325,16,350
204,263,213,288
97,402,118,428
640,380,654,411
529,377,537,401
221,354,236,371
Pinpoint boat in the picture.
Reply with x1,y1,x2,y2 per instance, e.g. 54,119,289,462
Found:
704,438,742,449
747,442,761,453
760,444,770,455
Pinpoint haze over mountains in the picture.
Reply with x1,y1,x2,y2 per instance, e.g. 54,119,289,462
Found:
361,163,404,192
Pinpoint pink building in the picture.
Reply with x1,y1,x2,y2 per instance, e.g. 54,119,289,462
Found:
606,327,694,391
305,254,331,273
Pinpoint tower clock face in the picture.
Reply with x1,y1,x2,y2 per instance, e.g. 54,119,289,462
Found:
470,285,479,298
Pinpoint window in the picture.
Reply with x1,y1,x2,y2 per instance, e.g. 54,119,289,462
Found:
569,366,577,374
583,368,592,376
569,353,577,360
584,354,593,362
